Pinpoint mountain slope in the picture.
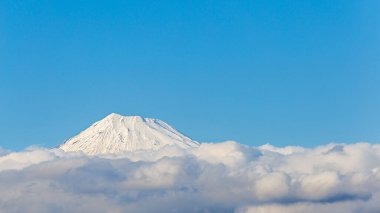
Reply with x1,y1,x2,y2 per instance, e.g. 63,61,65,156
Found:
59,113,199,155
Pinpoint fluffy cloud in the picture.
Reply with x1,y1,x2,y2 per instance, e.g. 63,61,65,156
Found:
0,142,380,212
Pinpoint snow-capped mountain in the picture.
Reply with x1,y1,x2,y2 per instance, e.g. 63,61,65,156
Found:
59,113,199,155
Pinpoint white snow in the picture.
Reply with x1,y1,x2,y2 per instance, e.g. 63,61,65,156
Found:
59,113,199,155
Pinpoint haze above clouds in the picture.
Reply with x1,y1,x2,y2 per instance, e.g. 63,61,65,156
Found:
1,141,380,213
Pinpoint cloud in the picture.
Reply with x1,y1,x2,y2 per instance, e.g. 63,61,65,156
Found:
0,142,380,212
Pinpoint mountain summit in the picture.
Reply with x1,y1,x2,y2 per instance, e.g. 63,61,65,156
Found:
59,113,199,155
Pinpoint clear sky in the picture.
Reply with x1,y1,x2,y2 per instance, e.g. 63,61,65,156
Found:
1,0,379,150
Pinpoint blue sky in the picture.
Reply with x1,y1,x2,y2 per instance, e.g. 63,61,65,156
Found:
1,0,379,150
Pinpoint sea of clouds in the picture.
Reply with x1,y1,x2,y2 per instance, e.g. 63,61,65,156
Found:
1,141,380,212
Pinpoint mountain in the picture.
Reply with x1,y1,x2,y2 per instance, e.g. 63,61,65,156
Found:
59,113,200,155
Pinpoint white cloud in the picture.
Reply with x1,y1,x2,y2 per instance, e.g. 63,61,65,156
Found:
0,142,380,212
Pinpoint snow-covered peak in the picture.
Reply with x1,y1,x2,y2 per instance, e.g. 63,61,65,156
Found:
99,113,145,126
59,113,199,155
104,113,141,120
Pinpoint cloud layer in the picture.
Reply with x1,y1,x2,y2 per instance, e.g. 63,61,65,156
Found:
1,142,380,212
